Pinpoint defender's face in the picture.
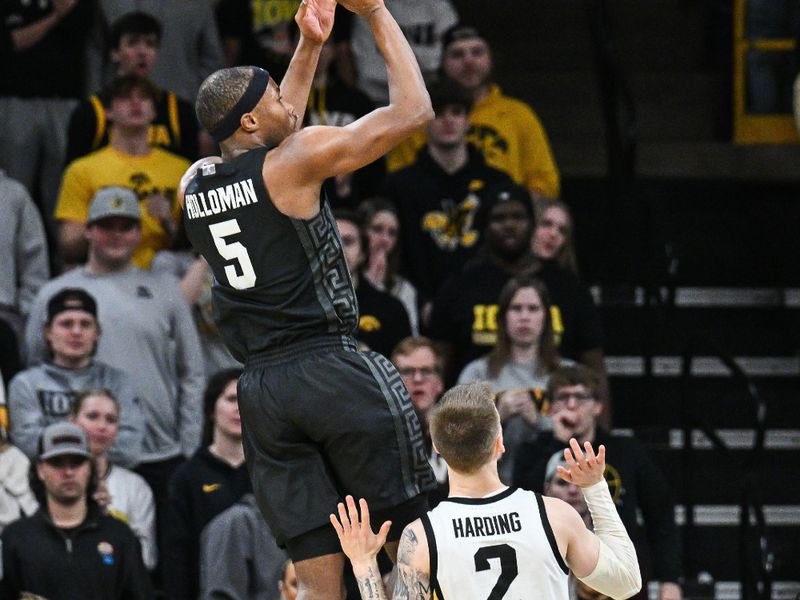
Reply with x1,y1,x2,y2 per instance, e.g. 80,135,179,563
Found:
442,38,492,91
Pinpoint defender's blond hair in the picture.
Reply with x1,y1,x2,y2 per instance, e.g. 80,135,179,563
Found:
429,382,500,474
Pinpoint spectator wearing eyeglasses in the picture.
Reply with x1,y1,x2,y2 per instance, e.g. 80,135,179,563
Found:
513,365,683,600
390,337,448,506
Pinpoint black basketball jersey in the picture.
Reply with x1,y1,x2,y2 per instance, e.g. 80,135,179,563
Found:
182,146,358,362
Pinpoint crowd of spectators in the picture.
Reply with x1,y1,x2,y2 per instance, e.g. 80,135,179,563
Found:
0,1,684,599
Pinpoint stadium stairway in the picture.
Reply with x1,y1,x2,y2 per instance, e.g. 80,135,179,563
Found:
448,0,800,595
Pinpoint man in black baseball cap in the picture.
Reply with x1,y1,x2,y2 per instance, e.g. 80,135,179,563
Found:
0,421,152,599
46,288,98,325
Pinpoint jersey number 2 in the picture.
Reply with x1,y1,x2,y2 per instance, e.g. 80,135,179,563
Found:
474,544,518,600
209,219,257,290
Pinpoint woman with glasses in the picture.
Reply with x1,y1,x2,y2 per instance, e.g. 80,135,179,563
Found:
457,274,572,482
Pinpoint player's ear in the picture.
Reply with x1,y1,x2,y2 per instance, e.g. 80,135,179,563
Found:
240,112,258,133
495,431,505,455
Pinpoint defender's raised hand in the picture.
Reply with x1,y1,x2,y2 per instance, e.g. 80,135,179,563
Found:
557,437,606,488
330,496,392,567
296,0,336,44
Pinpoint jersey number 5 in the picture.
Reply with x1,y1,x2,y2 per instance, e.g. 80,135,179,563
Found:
474,544,518,600
209,219,257,290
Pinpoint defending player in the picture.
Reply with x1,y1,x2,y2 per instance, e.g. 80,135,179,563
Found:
179,0,436,597
331,381,642,600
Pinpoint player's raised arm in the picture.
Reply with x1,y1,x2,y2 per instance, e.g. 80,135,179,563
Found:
549,439,642,600
270,0,433,186
280,0,336,126
331,496,433,600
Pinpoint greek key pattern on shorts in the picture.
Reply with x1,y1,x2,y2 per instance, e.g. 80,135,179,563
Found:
365,352,438,495
296,205,358,333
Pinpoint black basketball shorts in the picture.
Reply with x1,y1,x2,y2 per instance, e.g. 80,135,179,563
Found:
237,335,436,560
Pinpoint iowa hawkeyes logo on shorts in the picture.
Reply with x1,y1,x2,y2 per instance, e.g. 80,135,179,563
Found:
422,193,480,251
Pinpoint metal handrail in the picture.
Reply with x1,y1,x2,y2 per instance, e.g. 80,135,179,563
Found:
679,340,773,600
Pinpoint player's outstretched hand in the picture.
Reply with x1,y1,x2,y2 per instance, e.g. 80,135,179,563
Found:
330,496,391,566
557,437,606,488
337,0,384,17
296,0,336,44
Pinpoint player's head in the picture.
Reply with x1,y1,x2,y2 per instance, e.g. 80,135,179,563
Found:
196,67,297,149
391,337,445,417
441,24,492,93
429,382,502,474
480,182,535,260
426,79,473,150
108,12,161,78
547,365,603,442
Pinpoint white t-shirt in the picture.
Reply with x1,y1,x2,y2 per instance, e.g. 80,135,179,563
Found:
105,465,157,570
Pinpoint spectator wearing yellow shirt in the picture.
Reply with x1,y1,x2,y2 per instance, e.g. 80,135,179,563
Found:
387,24,560,200
55,75,189,270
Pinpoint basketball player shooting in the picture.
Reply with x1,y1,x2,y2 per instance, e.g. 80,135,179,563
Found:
179,0,436,597
331,382,642,600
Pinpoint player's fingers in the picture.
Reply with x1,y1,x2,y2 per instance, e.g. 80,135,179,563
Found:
345,495,360,524
377,520,392,545
569,437,587,466
359,498,371,530
337,501,351,531
583,440,597,463
330,513,344,537
556,465,573,482
563,446,578,470
597,444,606,465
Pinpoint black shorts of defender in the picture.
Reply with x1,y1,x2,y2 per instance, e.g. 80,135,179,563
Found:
237,336,436,561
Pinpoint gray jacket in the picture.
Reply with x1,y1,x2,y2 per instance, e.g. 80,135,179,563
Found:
0,170,49,316
8,361,144,467
24,267,206,462
199,495,287,600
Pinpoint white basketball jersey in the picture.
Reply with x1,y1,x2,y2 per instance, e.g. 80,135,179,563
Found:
422,487,570,600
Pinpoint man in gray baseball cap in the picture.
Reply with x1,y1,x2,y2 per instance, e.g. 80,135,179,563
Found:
87,186,141,225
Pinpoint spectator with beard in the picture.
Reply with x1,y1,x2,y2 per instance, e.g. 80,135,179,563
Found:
0,422,151,600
